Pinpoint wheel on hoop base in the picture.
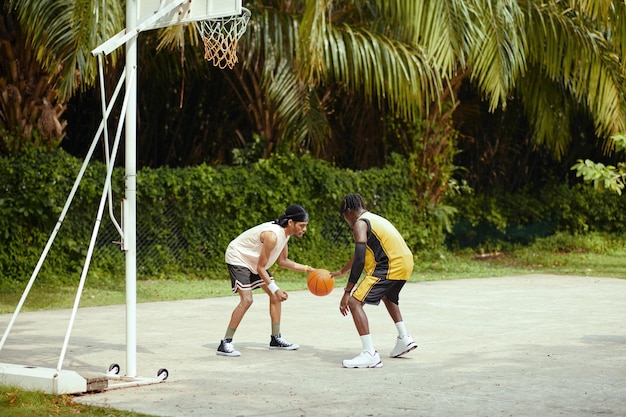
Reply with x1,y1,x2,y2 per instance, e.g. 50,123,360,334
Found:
157,368,169,381
107,363,121,375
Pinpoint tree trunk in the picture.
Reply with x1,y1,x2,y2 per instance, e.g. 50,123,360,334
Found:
0,12,66,154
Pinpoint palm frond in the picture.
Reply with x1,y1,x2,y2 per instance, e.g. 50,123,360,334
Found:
322,23,443,121
606,1,626,79
517,65,574,157
240,6,300,70
524,0,626,139
418,0,486,74
368,0,422,44
467,0,527,111
298,0,328,84
263,58,304,146
9,0,124,100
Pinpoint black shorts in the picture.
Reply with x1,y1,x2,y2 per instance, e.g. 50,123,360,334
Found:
352,276,406,306
227,264,273,293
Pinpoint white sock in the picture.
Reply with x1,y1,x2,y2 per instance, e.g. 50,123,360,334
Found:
395,321,408,338
360,334,375,354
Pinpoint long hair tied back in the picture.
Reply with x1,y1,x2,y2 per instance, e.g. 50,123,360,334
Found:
274,204,309,227
340,194,366,214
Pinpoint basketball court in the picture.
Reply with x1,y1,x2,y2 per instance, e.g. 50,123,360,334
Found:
1,274,624,416
1,2,625,415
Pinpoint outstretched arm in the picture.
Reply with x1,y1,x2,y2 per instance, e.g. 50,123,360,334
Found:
276,245,313,273
330,255,354,278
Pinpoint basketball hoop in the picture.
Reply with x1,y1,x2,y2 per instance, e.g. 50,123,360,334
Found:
195,7,251,69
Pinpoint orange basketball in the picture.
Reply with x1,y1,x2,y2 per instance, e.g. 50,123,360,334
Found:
307,269,334,296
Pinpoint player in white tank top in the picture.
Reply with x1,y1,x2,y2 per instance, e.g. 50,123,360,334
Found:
217,204,317,357
225,221,291,273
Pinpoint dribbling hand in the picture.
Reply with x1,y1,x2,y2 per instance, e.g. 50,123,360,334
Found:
277,289,288,301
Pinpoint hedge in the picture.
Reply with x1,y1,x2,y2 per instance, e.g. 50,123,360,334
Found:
0,151,435,286
2,150,625,287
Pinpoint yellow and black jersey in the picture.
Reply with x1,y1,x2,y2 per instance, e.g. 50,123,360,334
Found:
358,211,414,281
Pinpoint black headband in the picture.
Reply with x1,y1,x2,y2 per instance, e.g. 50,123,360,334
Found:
274,204,309,226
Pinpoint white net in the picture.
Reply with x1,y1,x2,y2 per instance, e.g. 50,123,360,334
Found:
195,8,251,69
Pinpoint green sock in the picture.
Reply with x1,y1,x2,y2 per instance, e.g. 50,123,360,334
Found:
224,327,236,340
271,322,280,336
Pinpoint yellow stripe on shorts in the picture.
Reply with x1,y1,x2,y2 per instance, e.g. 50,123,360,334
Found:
352,275,381,302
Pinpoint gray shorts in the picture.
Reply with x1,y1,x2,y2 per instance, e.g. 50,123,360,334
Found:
227,264,273,293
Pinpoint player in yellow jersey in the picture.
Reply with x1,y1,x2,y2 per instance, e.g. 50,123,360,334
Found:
332,194,417,368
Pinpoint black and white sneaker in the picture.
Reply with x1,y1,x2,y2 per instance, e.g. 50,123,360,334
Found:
217,338,241,357
269,334,299,350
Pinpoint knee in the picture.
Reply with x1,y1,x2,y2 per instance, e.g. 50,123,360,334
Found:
269,293,282,305
348,297,361,310
240,295,253,309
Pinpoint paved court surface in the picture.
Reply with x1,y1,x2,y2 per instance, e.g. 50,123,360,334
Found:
0,274,625,416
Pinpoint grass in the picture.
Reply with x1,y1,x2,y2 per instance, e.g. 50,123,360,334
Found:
2,234,626,314
0,385,155,416
0,232,625,416
414,248,626,281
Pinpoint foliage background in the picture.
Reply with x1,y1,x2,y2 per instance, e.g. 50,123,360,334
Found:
3,0,626,293
2,150,625,290
0,151,429,287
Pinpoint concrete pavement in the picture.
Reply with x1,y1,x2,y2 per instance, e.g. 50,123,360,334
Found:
0,274,625,416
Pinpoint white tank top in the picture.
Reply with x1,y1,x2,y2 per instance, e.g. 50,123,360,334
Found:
225,221,290,272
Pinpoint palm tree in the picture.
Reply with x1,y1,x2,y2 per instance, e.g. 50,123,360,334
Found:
0,10,66,153
300,0,626,197
298,0,625,162
517,1,626,157
4,0,626,179
1,0,124,153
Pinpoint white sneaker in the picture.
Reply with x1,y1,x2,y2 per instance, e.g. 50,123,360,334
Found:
389,335,417,358
342,351,383,368
217,339,241,357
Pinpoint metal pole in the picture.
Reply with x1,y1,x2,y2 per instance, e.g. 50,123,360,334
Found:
57,67,134,372
125,0,138,378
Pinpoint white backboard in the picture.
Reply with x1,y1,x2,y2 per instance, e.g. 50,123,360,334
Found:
138,0,242,30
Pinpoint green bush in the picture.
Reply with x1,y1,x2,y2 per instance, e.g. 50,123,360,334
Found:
7,150,623,288
446,183,626,251
0,151,443,286
0,151,114,286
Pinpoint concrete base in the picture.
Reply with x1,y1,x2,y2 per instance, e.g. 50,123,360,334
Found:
0,362,88,395
0,363,166,394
